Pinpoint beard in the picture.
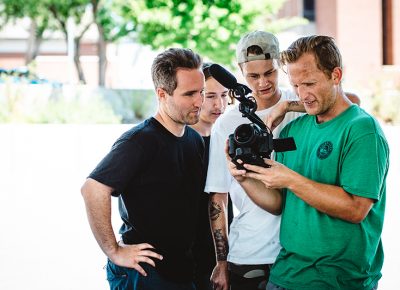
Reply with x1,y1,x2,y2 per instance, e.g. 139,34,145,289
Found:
167,107,201,125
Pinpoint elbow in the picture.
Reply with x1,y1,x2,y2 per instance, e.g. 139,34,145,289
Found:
81,179,90,199
347,212,368,224
257,199,282,215
272,207,283,216
265,205,282,216
345,207,370,224
349,199,374,223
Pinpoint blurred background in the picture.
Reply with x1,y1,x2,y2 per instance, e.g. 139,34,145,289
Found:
0,0,399,289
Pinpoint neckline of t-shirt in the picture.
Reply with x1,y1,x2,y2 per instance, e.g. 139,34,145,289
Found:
313,104,357,128
253,90,287,116
149,117,189,140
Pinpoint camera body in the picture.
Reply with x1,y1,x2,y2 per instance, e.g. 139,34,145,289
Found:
208,63,296,170
228,123,273,169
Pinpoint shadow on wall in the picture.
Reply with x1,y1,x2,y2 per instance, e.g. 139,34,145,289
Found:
0,83,157,124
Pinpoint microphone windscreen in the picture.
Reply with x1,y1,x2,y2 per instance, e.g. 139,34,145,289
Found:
209,64,238,90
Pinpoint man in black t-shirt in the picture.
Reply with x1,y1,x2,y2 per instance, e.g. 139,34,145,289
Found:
81,48,205,290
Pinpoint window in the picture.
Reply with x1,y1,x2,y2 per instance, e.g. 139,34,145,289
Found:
303,0,315,21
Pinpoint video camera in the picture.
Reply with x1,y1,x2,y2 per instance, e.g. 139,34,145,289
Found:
209,64,296,170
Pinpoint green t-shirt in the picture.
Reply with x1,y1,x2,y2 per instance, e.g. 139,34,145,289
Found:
272,105,389,290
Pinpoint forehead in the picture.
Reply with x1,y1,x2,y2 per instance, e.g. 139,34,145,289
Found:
205,77,228,92
176,68,204,87
287,53,319,76
287,53,328,83
241,59,279,74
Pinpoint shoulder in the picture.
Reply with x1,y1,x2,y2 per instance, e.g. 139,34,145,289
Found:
219,104,241,122
211,104,241,133
113,118,161,150
186,125,204,143
345,106,387,140
279,113,311,138
346,105,382,134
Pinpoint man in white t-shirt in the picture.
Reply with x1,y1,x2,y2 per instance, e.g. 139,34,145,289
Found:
205,31,303,290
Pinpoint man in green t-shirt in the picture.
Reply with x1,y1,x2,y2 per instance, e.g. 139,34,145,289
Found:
227,35,389,290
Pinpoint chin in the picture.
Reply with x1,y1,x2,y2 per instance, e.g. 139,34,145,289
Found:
211,115,221,122
258,92,275,101
305,108,320,116
186,117,200,125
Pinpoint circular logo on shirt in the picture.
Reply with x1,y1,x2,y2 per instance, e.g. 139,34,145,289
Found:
317,141,333,159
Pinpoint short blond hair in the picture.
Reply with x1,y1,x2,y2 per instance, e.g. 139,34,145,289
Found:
281,35,342,78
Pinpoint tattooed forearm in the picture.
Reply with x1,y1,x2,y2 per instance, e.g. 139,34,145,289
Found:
287,101,306,112
209,201,222,221
214,229,228,261
288,101,300,107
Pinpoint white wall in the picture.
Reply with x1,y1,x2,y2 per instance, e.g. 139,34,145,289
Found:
0,124,398,289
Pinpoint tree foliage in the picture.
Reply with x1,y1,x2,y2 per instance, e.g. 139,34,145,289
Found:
123,0,292,65
0,0,91,82
0,0,304,84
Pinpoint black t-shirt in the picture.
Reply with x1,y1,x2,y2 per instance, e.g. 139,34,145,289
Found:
89,117,205,282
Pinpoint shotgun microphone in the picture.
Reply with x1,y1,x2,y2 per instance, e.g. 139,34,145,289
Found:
208,64,252,95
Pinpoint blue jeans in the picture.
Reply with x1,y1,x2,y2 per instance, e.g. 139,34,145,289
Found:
266,281,379,290
106,259,196,290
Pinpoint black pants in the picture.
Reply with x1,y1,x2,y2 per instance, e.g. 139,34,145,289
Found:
229,263,272,290
193,273,213,290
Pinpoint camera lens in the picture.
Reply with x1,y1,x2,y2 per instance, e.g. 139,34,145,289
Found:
234,124,256,145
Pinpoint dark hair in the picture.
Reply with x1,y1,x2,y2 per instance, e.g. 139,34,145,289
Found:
280,35,342,78
151,48,202,95
239,45,280,69
202,62,214,80
202,62,235,105
247,45,264,55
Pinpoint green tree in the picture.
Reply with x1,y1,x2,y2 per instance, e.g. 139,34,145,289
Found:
91,0,137,86
93,0,305,84
46,0,92,84
0,0,92,83
0,0,51,64
1,0,305,85
122,0,300,66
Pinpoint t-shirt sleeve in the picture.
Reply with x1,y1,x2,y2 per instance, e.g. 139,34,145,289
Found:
340,133,389,201
89,138,145,196
204,124,232,194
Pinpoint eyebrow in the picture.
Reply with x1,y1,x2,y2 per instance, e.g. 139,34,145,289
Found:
247,68,276,76
183,89,201,95
206,90,228,94
264,67,277,74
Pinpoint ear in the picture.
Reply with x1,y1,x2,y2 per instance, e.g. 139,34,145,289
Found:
156,87,167,101
331,67,342,85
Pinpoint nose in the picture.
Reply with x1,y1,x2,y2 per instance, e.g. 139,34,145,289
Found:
215,96,225,110
296,85,307,100
194,92,204,108
258,76,268,87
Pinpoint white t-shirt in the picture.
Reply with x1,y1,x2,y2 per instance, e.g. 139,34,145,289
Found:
205,88,302,265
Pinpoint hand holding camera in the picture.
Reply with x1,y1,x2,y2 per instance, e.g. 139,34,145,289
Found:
209,64,296,171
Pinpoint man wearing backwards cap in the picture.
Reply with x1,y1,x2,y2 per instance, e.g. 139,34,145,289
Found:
205,31,303,290
205,31,359,290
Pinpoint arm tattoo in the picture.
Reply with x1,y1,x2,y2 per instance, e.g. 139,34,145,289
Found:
209,202,222,221
288,101,300,108
214,229,229,261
